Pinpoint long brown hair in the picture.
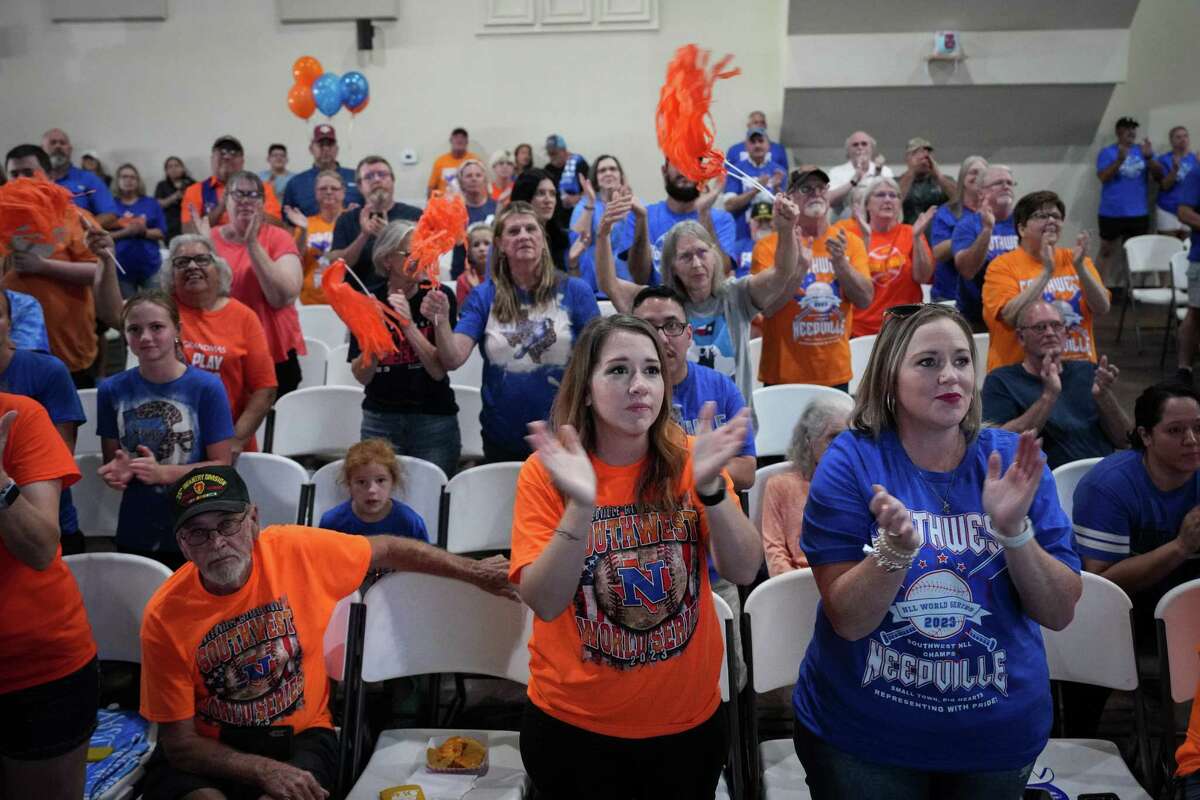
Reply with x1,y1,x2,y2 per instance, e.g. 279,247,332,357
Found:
490,201,559,324
550,315,688,514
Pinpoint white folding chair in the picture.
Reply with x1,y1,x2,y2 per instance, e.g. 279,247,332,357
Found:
1051,457,1102,521
311,456,448,537
76,388,101,455
235,452,311,526
323,591,361,683
712,590,745,800
298,304,349,348
597,299,618,317
1035,571,1151,798
269,386,364,458
297,338,330,390
743,568,819,798
441,462,521,553
748,336,764,392
450,347,484,389
1155,577,1200,793
453,384,484,463
972,332,989,387
848,334,877,395
326,343,359,387
1119,234,1188,353
74,453,122,537
748,461,793,533
752,384,850,459
343,573,532,800
1163,251,1192,365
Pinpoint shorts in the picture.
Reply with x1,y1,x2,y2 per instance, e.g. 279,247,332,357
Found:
1187,262,1200,308
142,726,338,800
1158,207,1191,235
1098,214,1148,242
0,657,99,760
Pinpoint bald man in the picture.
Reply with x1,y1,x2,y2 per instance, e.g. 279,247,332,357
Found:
40,129,117,228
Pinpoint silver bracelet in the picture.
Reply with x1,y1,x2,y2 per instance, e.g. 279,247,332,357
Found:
865,532,920,573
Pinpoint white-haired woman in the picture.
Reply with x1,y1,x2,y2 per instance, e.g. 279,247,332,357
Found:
164,234,276,456
761,396,853,576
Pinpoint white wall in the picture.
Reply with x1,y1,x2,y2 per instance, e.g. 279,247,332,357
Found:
0,0,786,203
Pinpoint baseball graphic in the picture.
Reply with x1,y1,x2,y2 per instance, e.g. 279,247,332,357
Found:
592,542,689,632
905,569,973,640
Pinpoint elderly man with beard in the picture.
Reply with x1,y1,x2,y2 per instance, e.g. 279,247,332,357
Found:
40,128,118,227
182,136,282,233
982,300,1128,469
327,155,422,290
750,166,871,390
138,466,515,800
952,165,1019,327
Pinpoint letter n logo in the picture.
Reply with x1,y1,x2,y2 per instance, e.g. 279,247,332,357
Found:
615,560,671,612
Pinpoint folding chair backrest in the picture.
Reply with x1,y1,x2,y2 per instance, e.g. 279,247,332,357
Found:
1051,457,1102,521
325,343,359,387
712,591,734,703
744,568,821,692
972,332,989,387
73,452,122,537
1042,571,1136,690
1124,234,1186,275
311,456,447,536
848,335,877,395
442,462,521,553
453,384,484,462
76,388,101,455
297,304,349,348
1155,577,1200,703
752,384,851,458
297,338,330,389
748,461,794,532
1172,251,1191,291
748,336,763,392
63,553,173,663
323,591,361,682
236,452,311,526
270,386,364,457
360,572,532,683
450,348,484,389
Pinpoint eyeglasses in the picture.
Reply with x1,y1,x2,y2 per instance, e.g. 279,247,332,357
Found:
1019,320,1066,333
870,191,901,201
883,304,926,320
794,183,829,196
1029,210,1064,223
646,319,688,338
360,169,393,182
229,190,263,201
216,148,241,157
178,511,248,547
881,303,966,329
172,254,213,269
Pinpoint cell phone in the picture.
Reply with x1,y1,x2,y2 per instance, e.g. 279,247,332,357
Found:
1076,794,1119,800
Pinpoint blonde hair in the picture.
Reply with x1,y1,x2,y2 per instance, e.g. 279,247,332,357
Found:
660,221,724,298
490,201,559,324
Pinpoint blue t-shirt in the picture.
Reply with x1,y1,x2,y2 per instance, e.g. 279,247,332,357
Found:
113,196,167,283
1096,144,1150,218
624,202,738,276
794,427,1079,772
56,165,117,218
7,290,49,352
726,140,788,174
281,165,364,218
951,211,1018,324
0,349,85,534
96,367,234,552
723,159,783,240
730,237,757,279
318,498,428,541
1156,152,1199,215
929,204,964,302
1177,170,1200,263
567,198,641,295
454,277,599,453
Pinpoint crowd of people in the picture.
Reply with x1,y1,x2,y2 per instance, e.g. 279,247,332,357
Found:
4,110,1200,800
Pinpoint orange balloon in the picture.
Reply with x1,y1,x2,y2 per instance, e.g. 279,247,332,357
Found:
292,55,323,87
348,96,369,115
287,82,316,120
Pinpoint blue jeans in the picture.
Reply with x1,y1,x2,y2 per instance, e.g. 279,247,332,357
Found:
361,410,461,478
793,722,1034,800
1185,771,1200,800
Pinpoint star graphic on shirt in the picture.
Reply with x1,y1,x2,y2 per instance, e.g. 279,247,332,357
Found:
957,562,967,573
936,553,949,564
918,559,928,569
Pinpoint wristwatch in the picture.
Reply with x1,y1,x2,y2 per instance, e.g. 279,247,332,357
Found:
0,479,20,510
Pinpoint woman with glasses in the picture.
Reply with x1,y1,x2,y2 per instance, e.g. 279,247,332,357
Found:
982,190,1109,371
209,170,306,396
510,314,761,797
596,191,803,404
162,235,276,457
349,220,461,477
848,177,937,337
793,303,1081,799
111,163,167,297
97,290,234,569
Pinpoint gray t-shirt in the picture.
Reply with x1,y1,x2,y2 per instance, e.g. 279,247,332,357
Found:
684,276,759,407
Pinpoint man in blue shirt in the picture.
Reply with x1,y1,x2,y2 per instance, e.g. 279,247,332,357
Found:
1096,116,1160,286
543,134,588,230
725,110,788,174
282,124,363,218
723,127,785,241
41,128,117,228
1172,168,1200,383
952,165,1018,326
1155,125,1197,240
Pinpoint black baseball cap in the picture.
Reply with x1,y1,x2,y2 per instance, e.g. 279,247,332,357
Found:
212,135,244,154
171,466,250,533
787,165,830,191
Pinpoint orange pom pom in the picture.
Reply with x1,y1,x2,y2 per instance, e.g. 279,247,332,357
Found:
321,259,411,361
656,44,740,185
0,178,78,257
406,191,468,281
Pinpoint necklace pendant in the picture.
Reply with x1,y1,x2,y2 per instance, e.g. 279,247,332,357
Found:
942,500,950,514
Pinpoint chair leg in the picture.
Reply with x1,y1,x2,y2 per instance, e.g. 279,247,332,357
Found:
1162,302,1176,369
1117,293,1130,343
1134,297,1145,354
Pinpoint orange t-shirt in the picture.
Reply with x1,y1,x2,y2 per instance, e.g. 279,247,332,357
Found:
851,223,930,338
750,229,870,387
830,218,867,243
139,526,370,736
1176,647,1200,777
181,178,282,226
0,392,90,692
982,247,1106,371
2,213,98,373
297,215,337,305
509,443,732,739
178,298,277,451
426,152,481,195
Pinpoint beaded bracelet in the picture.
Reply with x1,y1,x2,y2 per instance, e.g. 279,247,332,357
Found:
864,531,920,573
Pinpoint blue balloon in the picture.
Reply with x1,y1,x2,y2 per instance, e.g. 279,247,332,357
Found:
340,71,369,110
312,72,343,117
